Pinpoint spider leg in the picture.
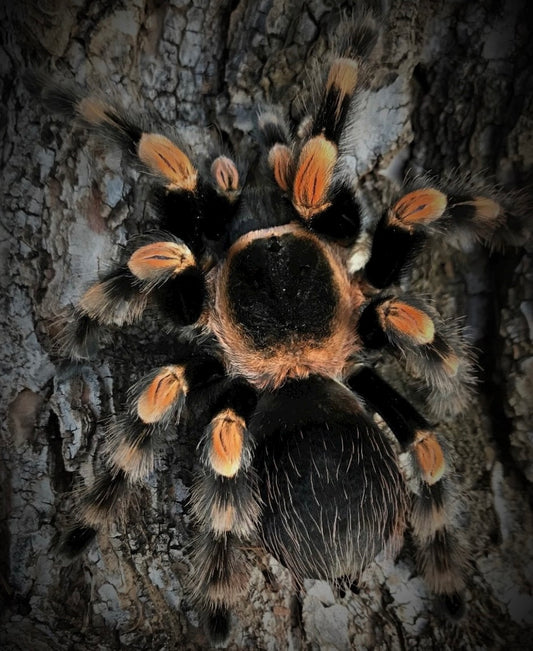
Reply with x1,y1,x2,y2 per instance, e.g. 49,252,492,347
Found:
187,377,259,643
259,17,379,246
347,367,468,613
257,106,294,193
357,294,475,417
61,234,206,359
25,73,241,253
364,183,526,289
61,335,225,556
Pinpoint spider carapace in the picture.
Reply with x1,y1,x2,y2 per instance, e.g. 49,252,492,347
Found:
29,14,525,642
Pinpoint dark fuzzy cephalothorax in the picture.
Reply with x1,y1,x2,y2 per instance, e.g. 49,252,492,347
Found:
28,10,528,644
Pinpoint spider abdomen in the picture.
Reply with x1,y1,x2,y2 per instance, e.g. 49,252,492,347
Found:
252,376,406,583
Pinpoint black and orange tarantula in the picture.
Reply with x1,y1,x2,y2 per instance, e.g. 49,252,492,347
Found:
30,15,524,643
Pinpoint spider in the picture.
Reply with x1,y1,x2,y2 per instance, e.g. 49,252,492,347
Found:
28,15,525,643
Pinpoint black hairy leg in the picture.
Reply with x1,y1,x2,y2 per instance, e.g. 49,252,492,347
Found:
364,184,526,289
348,367,468,607
187,377,259,642
61,234,206,359
258,17,381,247
357,293,475,418
25,72,242,256
62,333,226,555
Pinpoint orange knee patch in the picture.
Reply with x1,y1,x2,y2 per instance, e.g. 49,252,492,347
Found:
128,241,195,281
390,189,447,227
138,133,197,191
379,299,435,345
209,409,245,478
413,431,446,484
211,156,240,197
293,135,337,218
137,366,187,424
268,143,293,192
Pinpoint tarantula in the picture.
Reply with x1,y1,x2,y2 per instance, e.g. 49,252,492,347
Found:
29,15,524,643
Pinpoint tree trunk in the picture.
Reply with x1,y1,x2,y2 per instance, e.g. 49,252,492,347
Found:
1,0,532,648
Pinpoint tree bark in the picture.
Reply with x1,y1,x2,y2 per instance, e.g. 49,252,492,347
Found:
1,0,532,648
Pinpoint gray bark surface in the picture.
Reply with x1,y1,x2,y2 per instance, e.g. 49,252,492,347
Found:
1,0,532,649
